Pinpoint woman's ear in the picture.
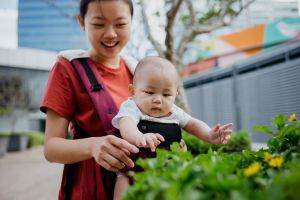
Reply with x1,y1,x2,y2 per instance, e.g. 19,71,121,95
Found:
77,14,85,31
128,84,134,95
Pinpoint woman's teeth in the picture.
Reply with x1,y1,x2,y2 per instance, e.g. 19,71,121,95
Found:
102,42,118,48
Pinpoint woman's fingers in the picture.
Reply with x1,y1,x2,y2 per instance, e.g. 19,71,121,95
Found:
109,136,139,154
92,135,139,170
99,153,125,171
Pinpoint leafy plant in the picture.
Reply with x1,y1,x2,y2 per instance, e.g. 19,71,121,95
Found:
27,131,44,148
253,114,300,160
183,130,251,154
123,114,300,200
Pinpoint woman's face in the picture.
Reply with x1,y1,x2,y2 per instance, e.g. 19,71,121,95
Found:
78,1,132,64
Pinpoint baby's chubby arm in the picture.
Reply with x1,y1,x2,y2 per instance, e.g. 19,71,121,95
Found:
183,117,233,144
119,117,165,151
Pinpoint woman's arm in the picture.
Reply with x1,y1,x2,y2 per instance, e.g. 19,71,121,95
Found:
44,109,139,171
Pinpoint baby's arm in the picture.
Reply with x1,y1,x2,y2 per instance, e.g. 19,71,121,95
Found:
119,117,164,151
183,117,232,144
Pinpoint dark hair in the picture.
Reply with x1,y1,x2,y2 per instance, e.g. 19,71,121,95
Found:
79,0,133,19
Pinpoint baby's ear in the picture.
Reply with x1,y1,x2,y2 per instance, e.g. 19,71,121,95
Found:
128,84,134,95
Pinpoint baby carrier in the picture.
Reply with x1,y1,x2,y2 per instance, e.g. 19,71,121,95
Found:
61,50,181,199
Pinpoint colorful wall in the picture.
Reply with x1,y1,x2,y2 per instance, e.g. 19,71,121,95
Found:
183,17,300,77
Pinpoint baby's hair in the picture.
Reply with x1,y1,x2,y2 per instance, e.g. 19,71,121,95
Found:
79,0,133,19
133,56,179,86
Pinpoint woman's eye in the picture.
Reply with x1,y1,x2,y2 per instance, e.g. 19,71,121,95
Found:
117,23,127,27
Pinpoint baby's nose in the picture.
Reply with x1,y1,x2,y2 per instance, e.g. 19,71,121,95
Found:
152,95,162,103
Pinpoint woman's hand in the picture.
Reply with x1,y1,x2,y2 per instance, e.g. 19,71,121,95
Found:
91,135,139,172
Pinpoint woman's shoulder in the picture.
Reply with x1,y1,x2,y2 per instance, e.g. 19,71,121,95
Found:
58,49,89,61
121,54,138,74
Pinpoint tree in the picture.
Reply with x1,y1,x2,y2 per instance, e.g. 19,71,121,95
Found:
0,76,30,133
138,0,255,113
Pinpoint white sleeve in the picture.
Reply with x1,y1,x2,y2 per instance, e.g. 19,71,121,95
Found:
111,99,140,129
172,105,191,127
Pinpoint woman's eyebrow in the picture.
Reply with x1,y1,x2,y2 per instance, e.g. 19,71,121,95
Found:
91,16,128,21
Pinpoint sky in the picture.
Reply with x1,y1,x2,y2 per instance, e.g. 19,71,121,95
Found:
0,0,299,49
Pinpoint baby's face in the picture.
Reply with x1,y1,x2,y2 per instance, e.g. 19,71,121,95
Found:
131,68,178,118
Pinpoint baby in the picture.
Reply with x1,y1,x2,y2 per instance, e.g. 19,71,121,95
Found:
112,56,232,200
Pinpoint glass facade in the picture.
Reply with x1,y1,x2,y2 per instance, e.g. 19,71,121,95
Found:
18,0,88,52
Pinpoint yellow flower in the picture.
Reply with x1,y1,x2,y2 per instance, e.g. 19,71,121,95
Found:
268,156,284,168
289,113,298,122
264,152,272,161
243,163,261,177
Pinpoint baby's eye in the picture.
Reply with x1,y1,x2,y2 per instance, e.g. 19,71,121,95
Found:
145,91,154,95
93,24,104,28
163,94,172,97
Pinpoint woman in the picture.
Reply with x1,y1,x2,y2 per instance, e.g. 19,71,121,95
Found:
41,0,138,199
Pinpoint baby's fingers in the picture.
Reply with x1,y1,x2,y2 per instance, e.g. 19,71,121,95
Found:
213,123,221,132
222,134,231,144
155,133,165,142
221,123,233,130
146,137,156,152
136,138,147,147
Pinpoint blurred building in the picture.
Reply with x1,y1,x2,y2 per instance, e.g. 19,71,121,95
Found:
183,40,300,142
214,0,299,35
18,0,88,52
183,17,300,77
0,48,56,132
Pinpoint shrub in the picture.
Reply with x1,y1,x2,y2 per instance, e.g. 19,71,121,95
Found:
183,130,251,154
26,131,44,148
123,113,300,200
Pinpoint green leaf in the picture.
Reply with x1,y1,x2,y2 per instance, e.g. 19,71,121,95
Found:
253,125,274,135
272,114,286,131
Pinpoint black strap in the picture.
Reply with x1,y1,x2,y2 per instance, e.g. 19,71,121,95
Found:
78,58,103,91
64,123,87,200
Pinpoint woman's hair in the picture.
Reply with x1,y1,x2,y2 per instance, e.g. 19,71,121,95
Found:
79,0,133,19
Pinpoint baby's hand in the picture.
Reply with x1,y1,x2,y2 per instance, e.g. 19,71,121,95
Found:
209,123,233,144
135,133,165,152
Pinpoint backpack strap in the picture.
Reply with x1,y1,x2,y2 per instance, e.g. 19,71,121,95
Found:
70,57,119,135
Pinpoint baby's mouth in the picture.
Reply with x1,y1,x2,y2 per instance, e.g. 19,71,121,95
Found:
101,41,119,48
151,108,161,112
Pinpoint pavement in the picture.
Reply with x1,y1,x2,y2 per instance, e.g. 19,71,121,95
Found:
0,146,63,200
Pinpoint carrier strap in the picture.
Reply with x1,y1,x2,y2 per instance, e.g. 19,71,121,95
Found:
71,58,118,135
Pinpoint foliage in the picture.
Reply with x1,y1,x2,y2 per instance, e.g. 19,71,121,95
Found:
0,76,30,133
0,132,10,138
183,130,251,154
123,114,300,200
0,131,44,148
253,114,300,160
27,132,44,148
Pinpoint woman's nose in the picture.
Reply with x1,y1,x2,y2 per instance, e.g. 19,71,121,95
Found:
104,26,117,38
